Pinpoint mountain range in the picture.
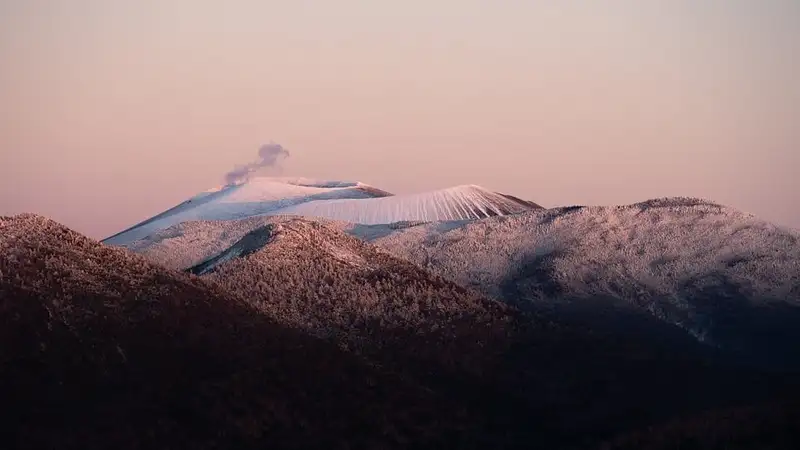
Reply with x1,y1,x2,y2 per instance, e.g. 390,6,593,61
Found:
3,176,800,449
121,178,800,369
104,177,541,246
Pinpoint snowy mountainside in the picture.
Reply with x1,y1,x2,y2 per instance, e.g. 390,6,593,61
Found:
119,215,472,271
273,184,539,225
103,177,390,246
117,211,800,438
369,198,800,367
113,192,800,367
122,215,355,270
187,223,279,276
187,220,378,277
103,178,539,246
371,198,800,300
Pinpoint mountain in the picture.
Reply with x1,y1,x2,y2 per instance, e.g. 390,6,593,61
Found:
149,216,795,447
273,184,542,224
367,198,800,368
5,212,799,448
102,177,541,246
103,177,392,246
185,218,521,379
122,196,800,370
0,213,495,449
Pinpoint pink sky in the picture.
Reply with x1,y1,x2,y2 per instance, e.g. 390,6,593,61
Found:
1,1,798,238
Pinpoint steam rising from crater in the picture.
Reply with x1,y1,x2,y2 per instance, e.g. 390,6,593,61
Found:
224,143,290,184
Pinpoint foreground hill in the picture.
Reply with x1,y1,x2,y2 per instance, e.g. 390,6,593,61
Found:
0,214,489,449
369,198,800,368
103,177,541,246
186,219,522,386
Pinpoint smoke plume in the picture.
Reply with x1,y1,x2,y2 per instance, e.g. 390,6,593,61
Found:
224,142,290,184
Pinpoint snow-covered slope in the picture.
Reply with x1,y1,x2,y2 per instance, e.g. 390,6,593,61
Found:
370,198,800,303
116,215,349,270
120,214,797,445
274,185,539,225
103,177,391,246
369,198,800,367
118,197,800,366
103,178,540,246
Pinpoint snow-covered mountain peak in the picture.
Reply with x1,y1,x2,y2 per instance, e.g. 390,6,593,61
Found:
103,177,390,246
272,183,541,225
103,177,542,246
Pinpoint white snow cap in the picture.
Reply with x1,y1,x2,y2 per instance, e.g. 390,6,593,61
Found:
103,177,539,246
276,184,532,224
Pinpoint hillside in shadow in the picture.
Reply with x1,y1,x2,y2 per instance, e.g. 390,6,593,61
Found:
0,214,494,449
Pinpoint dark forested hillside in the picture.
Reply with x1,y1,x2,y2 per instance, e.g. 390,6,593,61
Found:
0,214,494,449
599,394,800,450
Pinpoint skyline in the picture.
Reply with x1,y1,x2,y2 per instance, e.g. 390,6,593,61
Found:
1,1,799,238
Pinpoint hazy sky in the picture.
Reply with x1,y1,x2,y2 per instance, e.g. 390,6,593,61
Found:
1,0,798,238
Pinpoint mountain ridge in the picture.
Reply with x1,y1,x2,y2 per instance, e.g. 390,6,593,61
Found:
117,194,800,369
102,177,542,246
370,197,800,368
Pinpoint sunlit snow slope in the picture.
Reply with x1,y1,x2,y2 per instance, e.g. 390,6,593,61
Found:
103,178,540,246
114,195,800,367
274,185,539,225
369,198,800,367
103,178,390,246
